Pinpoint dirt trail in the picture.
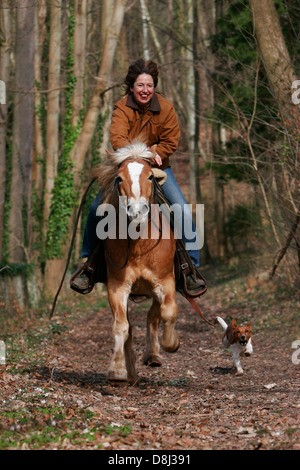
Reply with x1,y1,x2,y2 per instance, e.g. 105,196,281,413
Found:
0,268,299,450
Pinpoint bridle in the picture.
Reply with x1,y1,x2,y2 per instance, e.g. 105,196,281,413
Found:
104,162,157,270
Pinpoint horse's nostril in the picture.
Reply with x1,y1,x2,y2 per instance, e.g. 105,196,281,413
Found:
126,203,149,219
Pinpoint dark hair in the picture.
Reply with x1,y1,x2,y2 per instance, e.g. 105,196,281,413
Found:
124,59,159,94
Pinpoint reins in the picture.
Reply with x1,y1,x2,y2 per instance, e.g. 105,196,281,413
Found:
104,237,130,270
104,169,156,270
49,177,97,319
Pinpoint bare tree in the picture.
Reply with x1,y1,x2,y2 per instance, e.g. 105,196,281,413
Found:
43,0,62,235
8,1,35,262
140,0,150,60
249,0,300,274
72,0,87,127
0,0,11,262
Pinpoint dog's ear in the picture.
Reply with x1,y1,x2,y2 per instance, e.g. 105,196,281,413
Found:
232,319,238,329
246,321,251,332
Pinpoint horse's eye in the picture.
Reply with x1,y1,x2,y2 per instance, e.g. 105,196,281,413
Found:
114,176,123,187
148,174,154,182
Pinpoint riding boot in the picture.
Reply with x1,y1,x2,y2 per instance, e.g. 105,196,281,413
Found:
186,267,206,293
70,258,96,294
70,240,107,294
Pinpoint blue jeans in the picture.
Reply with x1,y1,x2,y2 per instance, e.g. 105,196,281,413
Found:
161,167,200,266
81,167,200,266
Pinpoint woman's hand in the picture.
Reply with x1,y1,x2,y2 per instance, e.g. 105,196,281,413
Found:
152,153,162,166
150,144,162,166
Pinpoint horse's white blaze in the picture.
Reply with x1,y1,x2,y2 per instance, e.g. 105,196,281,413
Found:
128,161,144,200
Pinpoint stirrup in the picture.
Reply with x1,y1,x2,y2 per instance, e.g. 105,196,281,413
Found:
70,262,95,294
183,268,207,298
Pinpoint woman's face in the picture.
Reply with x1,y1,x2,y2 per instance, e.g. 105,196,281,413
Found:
130,73,154,106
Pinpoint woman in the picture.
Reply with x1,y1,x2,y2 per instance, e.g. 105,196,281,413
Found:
73,59,204,292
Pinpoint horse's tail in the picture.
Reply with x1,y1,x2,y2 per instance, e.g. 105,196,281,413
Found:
216,316,228,331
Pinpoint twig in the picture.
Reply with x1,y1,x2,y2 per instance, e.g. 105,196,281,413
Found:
0,265,10,273
270,205,300,278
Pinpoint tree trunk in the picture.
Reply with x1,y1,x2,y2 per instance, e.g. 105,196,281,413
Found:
8,1,34,263
72,0,87,127
43,0,62,235
193,0,213,263
249,0,299,129
32,0,47,203
72,0,87,261
184,0,197,203
0,1,11,262
140,0,150,60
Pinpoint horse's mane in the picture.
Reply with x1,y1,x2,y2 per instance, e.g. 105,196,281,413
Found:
92,142,153,207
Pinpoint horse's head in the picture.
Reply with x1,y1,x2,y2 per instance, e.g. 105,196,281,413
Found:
93,142,156,221
116,158,154,223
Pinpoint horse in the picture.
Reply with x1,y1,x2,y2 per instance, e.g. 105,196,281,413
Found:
93,142,179,384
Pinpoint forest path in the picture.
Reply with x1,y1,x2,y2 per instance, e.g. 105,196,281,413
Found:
1,265,299,450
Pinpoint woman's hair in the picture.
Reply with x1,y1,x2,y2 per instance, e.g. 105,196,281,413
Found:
124,59,159,94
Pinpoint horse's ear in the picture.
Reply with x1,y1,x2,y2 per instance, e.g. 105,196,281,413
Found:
106,149,113,157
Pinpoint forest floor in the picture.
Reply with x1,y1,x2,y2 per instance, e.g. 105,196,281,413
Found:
0,262,299,451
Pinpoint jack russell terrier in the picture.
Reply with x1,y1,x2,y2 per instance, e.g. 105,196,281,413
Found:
216,317,253,374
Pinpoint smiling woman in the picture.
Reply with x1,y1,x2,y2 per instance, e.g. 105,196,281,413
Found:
71,59,205,295
130,73,154,107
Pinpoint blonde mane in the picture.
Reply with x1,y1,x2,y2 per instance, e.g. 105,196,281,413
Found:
92,142,153,206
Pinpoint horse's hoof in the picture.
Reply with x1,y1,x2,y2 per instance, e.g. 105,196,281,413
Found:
108,378,129,387
143,354,162,367
108,371,128,387
162,338,180,353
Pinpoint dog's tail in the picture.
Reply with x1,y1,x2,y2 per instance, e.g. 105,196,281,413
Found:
216,316,228,331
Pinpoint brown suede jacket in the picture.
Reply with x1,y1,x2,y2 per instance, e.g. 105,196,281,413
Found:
109,92,180,169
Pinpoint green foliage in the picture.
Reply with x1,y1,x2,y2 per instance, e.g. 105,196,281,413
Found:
226,203,259,237
210,0,295,130
0,263,35,278
45,4,82,260
210,1,276,126
210,2,256,68
79,111,106,243
1,141,12,264
207,0,291,204
225,203,261,254
30,81,47,260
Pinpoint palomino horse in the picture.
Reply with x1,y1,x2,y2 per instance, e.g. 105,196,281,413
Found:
94,142,179,384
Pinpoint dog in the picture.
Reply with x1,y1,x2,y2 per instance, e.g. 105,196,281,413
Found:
216,317,253,374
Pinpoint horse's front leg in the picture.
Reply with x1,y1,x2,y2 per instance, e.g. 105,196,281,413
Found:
143,298,162,367
159,278,180,353
107,286,137,384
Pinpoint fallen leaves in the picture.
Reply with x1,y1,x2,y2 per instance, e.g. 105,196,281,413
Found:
264,383,277,390
0,272,299,450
